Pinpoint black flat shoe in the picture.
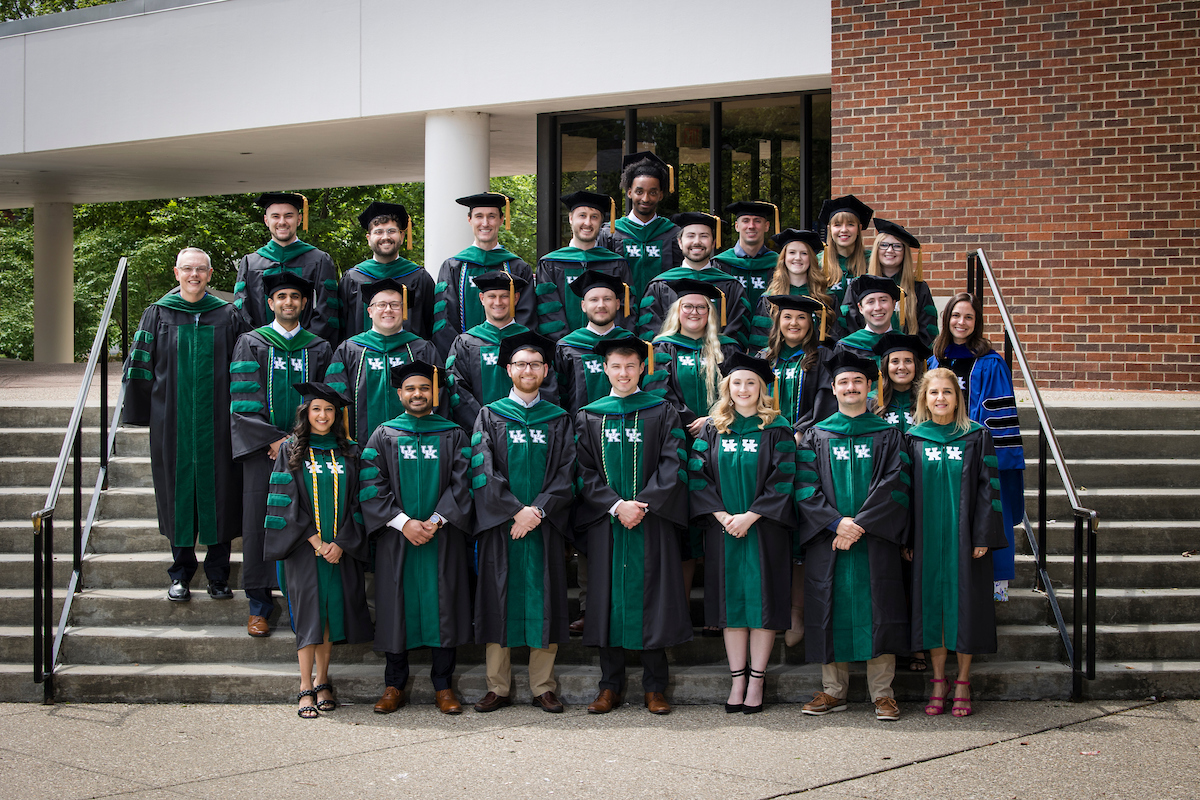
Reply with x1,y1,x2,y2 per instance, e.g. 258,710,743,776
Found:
167,580,190,602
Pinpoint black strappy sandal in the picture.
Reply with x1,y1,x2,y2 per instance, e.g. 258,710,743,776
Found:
725,668,746,713
314,682,337,711
297,689,319,719
742,668,766,715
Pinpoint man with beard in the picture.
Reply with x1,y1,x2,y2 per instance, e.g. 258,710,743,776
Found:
470,331,576,714
795,350,910,721
640,212,750,348
339,201,435,340
534,191,635,342
359,360,473,714
597,152,682,296
230,272,332,636
234,192,340,343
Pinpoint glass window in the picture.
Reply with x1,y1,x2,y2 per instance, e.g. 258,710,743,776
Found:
635,103,711,219
809,94,832,231
720,97,805,231
559,111,625,244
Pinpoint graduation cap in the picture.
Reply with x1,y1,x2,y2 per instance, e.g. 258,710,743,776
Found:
293,381,351,409
720,351,778,409
725,200,780,233
873,217,923,281
851,274,906,328
263,272,314,300
256,192,309,231
671,211,722,249
561,190,618,229
593,336,650,364
771,228,825,254
668,277,727,328
765,294,829,341
828,349,880,382
871,332,933,363
570,270,632,318
390,359,448,407
358,201,412,248
456,192,512,230
363,277,412,324
474,270,526,316
622,151,674,194
816,194,873,231
498,330,554,366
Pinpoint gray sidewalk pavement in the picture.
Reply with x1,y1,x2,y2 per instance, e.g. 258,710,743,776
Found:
1,699,1195,799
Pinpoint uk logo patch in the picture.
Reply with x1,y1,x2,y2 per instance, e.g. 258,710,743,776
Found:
421,445,439,459
305,461,323,474
626,244,642,258
947,446,963,461
752,277,766,289
509,430,527,444
368,357,385,370
273,357,287,370
389,355,405,367
291,357,304,371
530,430,547,444
742,439,758,452
586,361,604,373
400,445,418,460
483,352,499,366
646,245,660,258
722,440,739,452
832,446,850,461
925,447,942,462
854,444,872,458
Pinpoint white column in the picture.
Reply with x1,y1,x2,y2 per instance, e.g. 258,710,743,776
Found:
423,111,491,274
33,202,74,363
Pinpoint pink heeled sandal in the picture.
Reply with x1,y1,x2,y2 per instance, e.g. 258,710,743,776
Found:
924,678,946,716
951,680,972,717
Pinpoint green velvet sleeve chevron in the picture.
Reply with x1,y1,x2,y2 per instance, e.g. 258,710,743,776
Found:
533,267,568,340
685,423,723,521
747,426,799,527
120,306,159,427
261,441,311,560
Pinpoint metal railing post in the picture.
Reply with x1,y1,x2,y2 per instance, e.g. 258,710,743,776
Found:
1072,516,1084,701
120,271,129,363
1087,516,1097,680
32,520,43,683
966,253,976,295
73,429,82,582
100,332,109,489
42,515,54,703
1037,430,1048,591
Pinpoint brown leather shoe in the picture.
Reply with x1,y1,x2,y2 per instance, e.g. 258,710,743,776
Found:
569,615,586,635
802,691,847,716
472,691,512,713
587,689,621,714
247,615,269,637
435,688,463,715
373,686,405,714
532,690,564,713
644,691,671,715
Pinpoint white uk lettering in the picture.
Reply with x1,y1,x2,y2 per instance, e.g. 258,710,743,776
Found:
368,357,384,370
925,447,942,462
947,446,963,461
722,440,738,452
530,430,547,444
306,460,323,474
624,429,642,442
854,444,872,458
483,352,499,366
421,445,438,459
832,446,850,461
273,357,287,370
291,357,304,371
509,430,527,444
742,439,758,452
646,245,660,257
400,445,418,459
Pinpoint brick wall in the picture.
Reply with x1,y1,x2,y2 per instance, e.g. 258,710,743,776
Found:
831,0,1200,390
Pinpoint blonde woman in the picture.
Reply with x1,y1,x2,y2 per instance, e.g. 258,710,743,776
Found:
844,218,938,346
688,353,797,713
749,229,845,349
905,369,1009,717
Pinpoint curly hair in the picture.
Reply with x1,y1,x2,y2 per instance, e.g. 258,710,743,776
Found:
285,400,355,474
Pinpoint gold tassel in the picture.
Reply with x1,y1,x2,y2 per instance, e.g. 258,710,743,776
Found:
772,377,780,410
648,346,655,374
610,197,617,233
405,215,413,250
820,307,828,341
624,283,630,318
718,288,727,328
401,285,408,325
715,217,722,250
433,368,440,408
668,165,676,194
916,249,923,282
504,195,511,231
898,286,908,330
341,408,350,440
507,271,515,317
298,193,309,232
774,204,780,233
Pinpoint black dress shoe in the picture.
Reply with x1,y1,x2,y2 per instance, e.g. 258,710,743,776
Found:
168,580,190,602
207,581,233,600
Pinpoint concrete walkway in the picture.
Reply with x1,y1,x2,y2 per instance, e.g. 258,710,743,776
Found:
1,699,1196,799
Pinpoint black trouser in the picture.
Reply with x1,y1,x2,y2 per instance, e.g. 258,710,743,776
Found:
246,587,274,618
169,542,232,584
598,646,668,694
385,647,457,692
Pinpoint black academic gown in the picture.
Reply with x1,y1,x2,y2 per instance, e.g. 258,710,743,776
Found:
229,327,332,590
640,266,752,348
123,293,249,548
689,417,798,631
533,252,638,342
643,335,742,427
790,346,839,432
553,327,637,418
263,439,373,650
358,415,473,654
324,331,448,445
597,217,683,297
470,400,576,648
575,393,692,651
338,258,436,341
907,423,1010,655
430,250,537,359
445,322,559,430
235,247,340,344
796,414,911,664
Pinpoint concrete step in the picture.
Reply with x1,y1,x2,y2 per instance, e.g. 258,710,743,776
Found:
995,587,1200,625
0,456,153,488
0,405,106,429
0,427,149,458
1039,430,1200,459
0,487,159,522
1031,487,1200,522
1017,402,1200,432
1014,520,1200,556
0,518,175,555
1016,554,1200,589
0,589,66,625
0,552,243,590
1023,459,1200,490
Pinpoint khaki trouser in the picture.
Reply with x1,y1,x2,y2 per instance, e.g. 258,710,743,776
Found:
821,654,896,700
485,642,558,696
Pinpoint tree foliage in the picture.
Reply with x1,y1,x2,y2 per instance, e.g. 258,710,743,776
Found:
0,0,115,23
0,176,537,361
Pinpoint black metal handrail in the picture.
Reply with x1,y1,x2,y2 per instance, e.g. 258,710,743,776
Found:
29,257,129,704
966,249,1099,701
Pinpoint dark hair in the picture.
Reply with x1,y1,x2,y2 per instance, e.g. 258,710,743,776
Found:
873,349,928,416
603,345,644,362
932,292,992,360
764,310,820,371
367,214,403,231
620,158,667,193
286,400,355,473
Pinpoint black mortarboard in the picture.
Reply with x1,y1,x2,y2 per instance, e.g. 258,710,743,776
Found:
264,272,313,299
873,217,923,280
561,190,614,214
621,151,674,193
851,274,901,302
720,352,776,384
667,278,722,302
293,381,351,409
828,349,880,381
593,336,650,363
672,211,722,248
256,192,308,231
498,331,554,366
390,359,447,406
362,278,411,306
358,201,410,231
725,200,780,232
816,194,873,230
871,332,933,363
473,270,529,294
771,228,825,254
765,294,830,341
456,192,512,231
570,269,631,317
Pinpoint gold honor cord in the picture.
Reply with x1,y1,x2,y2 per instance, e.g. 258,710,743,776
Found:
599,411,640,502
309,447,339,553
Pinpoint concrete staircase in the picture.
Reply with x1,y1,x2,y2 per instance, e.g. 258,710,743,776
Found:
1,400,1197,705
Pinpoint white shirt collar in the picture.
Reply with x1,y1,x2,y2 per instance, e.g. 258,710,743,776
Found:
608,388,642,397
507,388,541,408
625,211,657,227
270,319,301,339
587,322,616,336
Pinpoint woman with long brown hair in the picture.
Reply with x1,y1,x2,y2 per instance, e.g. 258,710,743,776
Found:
264,382,372,718
749,229,844,349
688,353,797,713
869,332,931,434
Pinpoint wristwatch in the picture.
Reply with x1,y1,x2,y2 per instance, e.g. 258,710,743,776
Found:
532,506,546,520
